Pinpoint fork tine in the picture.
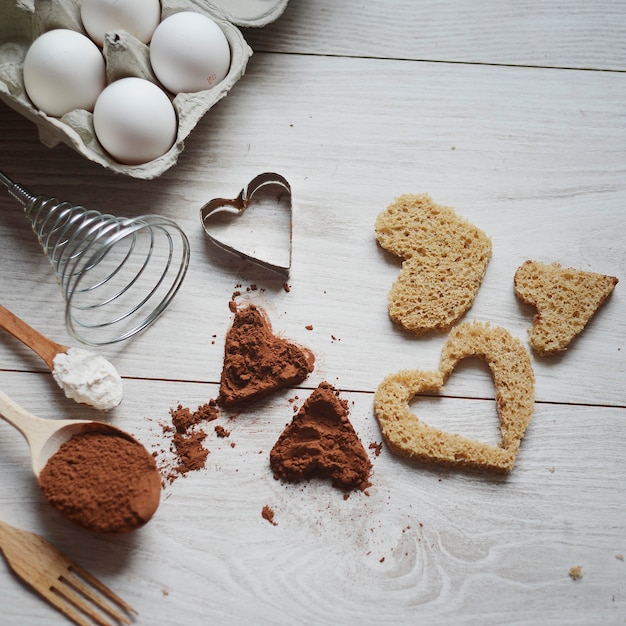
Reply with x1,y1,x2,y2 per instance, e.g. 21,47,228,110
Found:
36,585,95,626
65,564,137,619
52,579,125,626
0,519,137,625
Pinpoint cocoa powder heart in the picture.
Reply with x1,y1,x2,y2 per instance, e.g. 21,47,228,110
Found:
374,322,535,472
218,304,314,407
270,382,372,492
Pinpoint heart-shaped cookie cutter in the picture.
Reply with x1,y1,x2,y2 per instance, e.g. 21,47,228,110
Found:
200,173,292,278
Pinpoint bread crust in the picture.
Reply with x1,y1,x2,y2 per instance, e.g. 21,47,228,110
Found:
514,260,618,356
374,322,535,473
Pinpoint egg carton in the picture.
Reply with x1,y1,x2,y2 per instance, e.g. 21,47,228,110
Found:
0,0,288,179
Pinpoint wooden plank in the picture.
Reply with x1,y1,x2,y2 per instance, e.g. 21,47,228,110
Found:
1,55,624,406
243,0,626,71
0,372,623,624
0,2,625,621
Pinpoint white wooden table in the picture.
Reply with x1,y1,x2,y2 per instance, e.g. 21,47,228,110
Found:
1,2,625,624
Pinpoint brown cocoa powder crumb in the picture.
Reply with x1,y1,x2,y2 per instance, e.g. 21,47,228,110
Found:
270,382,372,493
262,505,278,526
172,431,208,475
369,441,383,457
195,401,219,422
215,424,230,438
170,405,195,432
218,304,315,407
39,431,161,534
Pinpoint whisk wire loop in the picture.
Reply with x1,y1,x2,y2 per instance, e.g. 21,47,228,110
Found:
1,171,189,345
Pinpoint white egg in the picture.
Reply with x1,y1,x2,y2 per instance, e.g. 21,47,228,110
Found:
149,12,231,94
93,77,177,164
23,29,106,117
80,0,162,47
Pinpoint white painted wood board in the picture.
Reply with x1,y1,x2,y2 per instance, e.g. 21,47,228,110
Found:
0,1,624,623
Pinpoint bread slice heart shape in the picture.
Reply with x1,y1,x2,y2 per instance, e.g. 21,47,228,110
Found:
374,194,492,335
514,260,619,356
200,172,292,277
374,321,535,473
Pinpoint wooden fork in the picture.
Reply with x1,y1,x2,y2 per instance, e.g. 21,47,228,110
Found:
0,519,136,626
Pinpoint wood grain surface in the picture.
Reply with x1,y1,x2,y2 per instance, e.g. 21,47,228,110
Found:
0,1,624,624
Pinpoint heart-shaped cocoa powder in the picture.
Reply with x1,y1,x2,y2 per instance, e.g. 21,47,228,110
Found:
374,321,535,473
270,382,372,492
218,305,314,407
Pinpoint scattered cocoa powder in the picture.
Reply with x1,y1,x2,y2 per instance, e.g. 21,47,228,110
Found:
262,505,277,526
218,304,315,407
270,382,372,493
161,402,219,484
172,430,208,475
39,430,161,533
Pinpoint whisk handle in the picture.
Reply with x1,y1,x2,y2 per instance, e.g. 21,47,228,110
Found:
0,170,14,189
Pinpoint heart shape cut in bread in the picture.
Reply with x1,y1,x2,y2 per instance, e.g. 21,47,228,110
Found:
270,382,372,492
514,260,619,356
375,194,492,335
200,173,292,278
374,321,535,472
218,304,314,407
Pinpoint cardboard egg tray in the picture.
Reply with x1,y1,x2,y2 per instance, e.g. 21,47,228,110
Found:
0,0,288,179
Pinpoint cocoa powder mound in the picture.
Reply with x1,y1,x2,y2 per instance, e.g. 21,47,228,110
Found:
39,431,161,533
270,382,372,493
218,305,315,407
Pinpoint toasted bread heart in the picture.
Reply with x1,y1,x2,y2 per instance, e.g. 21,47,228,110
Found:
375,194,492,335
374,322,535,473
514,260,618,356
218,305,314,407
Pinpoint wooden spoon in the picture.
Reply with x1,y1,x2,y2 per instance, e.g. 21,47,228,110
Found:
0,389,160,534
0,388,133,476
0,304,123,410
0,303,67,371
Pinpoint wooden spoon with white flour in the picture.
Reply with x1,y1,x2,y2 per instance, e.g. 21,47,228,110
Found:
0,304,122,410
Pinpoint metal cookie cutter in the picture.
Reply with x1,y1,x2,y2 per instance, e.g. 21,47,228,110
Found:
200,172,292,278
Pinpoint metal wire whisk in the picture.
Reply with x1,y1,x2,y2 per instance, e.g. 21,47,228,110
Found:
0,170,190,346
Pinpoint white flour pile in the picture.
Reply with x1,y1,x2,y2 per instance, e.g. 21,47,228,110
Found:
52,347,123,410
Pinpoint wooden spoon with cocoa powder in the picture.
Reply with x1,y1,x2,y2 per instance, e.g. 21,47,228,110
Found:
0,388,160,533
